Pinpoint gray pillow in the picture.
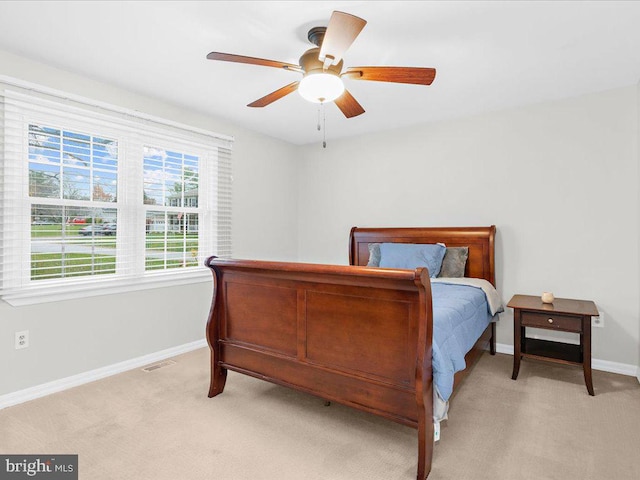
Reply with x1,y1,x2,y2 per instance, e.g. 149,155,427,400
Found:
438,247,469,278
366,243,381,267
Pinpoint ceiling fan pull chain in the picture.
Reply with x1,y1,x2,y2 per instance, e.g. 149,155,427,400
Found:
317,105,321,131
322,102,327,148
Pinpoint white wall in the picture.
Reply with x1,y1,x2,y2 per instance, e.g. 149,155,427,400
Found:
0,49,300,396
297,86,640,368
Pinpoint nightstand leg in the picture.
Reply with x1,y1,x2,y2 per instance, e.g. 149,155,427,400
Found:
583,365,594,396
511,311,521,380
583,316,594,396
511,356,521,380
490,322,496,355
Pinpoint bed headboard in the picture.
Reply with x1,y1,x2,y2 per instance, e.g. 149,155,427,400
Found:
349,226,496,286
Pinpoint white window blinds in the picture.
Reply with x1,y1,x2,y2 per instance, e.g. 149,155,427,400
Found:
0,80,232,305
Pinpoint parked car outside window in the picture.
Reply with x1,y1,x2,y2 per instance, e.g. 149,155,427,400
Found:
102,223,117,235
78,224,117,236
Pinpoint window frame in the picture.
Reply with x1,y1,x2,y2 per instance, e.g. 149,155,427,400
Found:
1,78,233,306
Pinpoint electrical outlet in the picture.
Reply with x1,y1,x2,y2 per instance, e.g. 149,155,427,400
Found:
15,330,29,349
592,313,604,328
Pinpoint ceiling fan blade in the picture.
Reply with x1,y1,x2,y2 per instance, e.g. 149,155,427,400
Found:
247,82,300,108
334,89,365,118
344,66,436,85
206,52,302,72
319,11,367,65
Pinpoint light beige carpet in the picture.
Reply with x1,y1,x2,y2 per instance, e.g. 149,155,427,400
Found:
1,349,639,480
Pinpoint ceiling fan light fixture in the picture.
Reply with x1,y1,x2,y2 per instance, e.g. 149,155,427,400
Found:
298,72,344,104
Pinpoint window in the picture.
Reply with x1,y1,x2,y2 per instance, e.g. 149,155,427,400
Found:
143,146,200,271
1,81,232,305
29,124,119,281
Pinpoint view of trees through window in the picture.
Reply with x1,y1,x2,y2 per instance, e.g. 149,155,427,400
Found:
29,125,118,201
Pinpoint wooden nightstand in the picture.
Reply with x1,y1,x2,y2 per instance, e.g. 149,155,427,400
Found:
507,294,599,396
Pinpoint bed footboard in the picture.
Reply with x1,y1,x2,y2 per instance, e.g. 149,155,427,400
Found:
206,258,435,480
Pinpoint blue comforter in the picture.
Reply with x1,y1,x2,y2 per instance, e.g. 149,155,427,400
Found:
432,283,493,401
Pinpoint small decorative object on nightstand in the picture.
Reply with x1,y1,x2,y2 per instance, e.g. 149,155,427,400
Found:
541,291,554,304
508,294,599,396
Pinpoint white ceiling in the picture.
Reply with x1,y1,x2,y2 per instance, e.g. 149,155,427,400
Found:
1,1,639,145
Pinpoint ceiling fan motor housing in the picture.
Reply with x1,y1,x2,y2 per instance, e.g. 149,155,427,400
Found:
299,47,343,76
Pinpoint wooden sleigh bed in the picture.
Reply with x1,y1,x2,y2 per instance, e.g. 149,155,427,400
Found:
205,226,497,479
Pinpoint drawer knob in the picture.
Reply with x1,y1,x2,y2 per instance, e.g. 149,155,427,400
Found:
548,318,554,324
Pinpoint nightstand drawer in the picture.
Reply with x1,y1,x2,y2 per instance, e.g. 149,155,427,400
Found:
520,311,582,333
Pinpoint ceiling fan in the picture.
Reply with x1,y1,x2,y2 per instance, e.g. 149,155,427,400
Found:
206,11,436,118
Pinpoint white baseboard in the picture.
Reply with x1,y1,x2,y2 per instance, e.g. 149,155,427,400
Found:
0,339,207,411
495,343,515,356
496,342,639,378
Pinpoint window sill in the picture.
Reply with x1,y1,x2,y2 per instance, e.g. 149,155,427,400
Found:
1,269,212,306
